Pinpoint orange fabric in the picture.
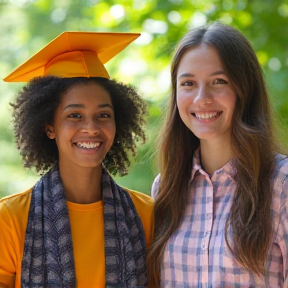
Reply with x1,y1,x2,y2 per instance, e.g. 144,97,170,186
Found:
0,188,154,288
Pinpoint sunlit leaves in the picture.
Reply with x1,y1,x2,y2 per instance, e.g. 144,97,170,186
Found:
0,0,288,195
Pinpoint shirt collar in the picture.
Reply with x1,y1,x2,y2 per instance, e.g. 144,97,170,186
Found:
190,147,237,182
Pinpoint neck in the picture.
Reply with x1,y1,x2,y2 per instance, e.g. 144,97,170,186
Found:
59,163,103,204
200,138,235,175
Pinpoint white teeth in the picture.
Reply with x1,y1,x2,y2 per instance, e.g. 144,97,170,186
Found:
194,112,220,119
76,142,100,149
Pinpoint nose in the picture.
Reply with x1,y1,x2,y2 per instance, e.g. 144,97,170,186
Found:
81,118,100,135
193,85,213,107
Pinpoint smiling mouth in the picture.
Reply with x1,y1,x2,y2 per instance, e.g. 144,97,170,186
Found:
192,111,222,119
75,141,101,149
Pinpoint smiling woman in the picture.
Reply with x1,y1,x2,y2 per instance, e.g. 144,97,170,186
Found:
0,32,153,288
176,43,237,173
46,82,116,181
147,22,288,287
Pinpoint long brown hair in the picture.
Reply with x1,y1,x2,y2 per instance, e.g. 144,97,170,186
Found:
147,22,276,287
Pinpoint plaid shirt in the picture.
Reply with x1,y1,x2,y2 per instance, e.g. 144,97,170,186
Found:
152,149,288,288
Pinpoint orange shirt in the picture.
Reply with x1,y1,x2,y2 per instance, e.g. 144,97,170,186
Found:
0,188,154,288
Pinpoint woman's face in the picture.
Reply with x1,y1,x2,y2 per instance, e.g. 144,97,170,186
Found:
176,43,237,145
46,82,116,170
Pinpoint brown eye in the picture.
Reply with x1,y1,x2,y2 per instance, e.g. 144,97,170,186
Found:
97,113,110,118
68,113,81,119
214,79,228,84
182,81,194,86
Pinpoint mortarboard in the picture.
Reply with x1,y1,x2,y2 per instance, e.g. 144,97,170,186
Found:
4,31,140,82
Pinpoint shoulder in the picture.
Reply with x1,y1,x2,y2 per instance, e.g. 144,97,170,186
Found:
0,189,32,243
0,189,32,258
124,188,154,210
0,188,32,215
121,187,154,216
0,188,32,235
272,155,288,243
272,154,288,210
274,153,288,172
272,153,288,188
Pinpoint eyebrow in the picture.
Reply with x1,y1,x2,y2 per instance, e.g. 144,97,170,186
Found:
62,103,114,111
178,70,227,79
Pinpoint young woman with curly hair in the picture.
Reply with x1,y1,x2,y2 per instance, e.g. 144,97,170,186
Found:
0,32,153,288
147,22,288,287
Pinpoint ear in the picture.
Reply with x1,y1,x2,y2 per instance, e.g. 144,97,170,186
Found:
45,124,56,139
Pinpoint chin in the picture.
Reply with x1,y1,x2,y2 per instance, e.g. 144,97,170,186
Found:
78,161,104,169
193,132,218,140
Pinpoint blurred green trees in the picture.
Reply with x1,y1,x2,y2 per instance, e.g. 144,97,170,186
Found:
0,0,287,197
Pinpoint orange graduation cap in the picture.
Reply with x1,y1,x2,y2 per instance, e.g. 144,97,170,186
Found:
4,31,140,82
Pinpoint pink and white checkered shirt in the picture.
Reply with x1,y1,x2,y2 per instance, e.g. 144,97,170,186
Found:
152,149,288,288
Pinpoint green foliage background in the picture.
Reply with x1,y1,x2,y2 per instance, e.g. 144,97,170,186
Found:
0,0,287,197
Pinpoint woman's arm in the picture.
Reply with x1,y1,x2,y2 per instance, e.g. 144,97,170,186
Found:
0,200,17,288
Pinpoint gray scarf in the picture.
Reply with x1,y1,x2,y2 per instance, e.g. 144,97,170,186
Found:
21,165,147,288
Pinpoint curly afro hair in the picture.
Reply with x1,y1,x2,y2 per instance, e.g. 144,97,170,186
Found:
11,76,147,176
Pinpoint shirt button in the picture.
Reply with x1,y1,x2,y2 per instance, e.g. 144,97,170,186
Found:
201,239,207,250
206,213,211,219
